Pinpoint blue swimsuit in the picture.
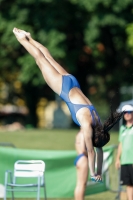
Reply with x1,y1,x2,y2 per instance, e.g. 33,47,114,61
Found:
60,74,101,126
60,75,101,166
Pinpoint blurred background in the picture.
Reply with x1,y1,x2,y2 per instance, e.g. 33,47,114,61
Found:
1,0,133,130
0,1,133,199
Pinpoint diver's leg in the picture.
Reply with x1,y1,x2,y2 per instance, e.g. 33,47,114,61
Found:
74,155,88,200
13,28,62,95
74,130,88,200
15,28,68,75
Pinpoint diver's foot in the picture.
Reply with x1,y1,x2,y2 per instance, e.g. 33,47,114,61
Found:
13,28,26,41
15,28,31,40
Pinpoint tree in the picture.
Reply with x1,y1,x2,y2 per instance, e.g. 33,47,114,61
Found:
0,0,133,126
71,0,133,108
126,23,133,55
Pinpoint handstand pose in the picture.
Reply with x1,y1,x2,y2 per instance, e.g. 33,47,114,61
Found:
13,28,123,199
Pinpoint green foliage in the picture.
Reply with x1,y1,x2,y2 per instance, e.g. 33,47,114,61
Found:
126,23,133,55
37,29,66,58
81,0,133,104
1,0,133,126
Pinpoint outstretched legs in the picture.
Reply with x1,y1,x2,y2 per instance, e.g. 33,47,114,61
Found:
13,28,64,95
29,35,68,75
14,28,68,75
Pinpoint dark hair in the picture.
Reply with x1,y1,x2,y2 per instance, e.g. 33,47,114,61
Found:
92,109,123,148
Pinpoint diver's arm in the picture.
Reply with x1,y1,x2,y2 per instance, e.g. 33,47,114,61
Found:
82,124,96,176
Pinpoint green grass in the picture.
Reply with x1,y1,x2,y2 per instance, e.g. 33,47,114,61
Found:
0,128,119,150
0,128,120,200
0,129,77,150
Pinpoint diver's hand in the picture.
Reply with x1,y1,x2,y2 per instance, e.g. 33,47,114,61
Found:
91,174,102,183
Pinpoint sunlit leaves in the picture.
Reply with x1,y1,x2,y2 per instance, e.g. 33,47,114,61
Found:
126,23,133,55
18,54,44,85
37,29,66,58
0,0,133,109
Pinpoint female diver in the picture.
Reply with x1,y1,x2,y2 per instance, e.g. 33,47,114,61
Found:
13,28,123,198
